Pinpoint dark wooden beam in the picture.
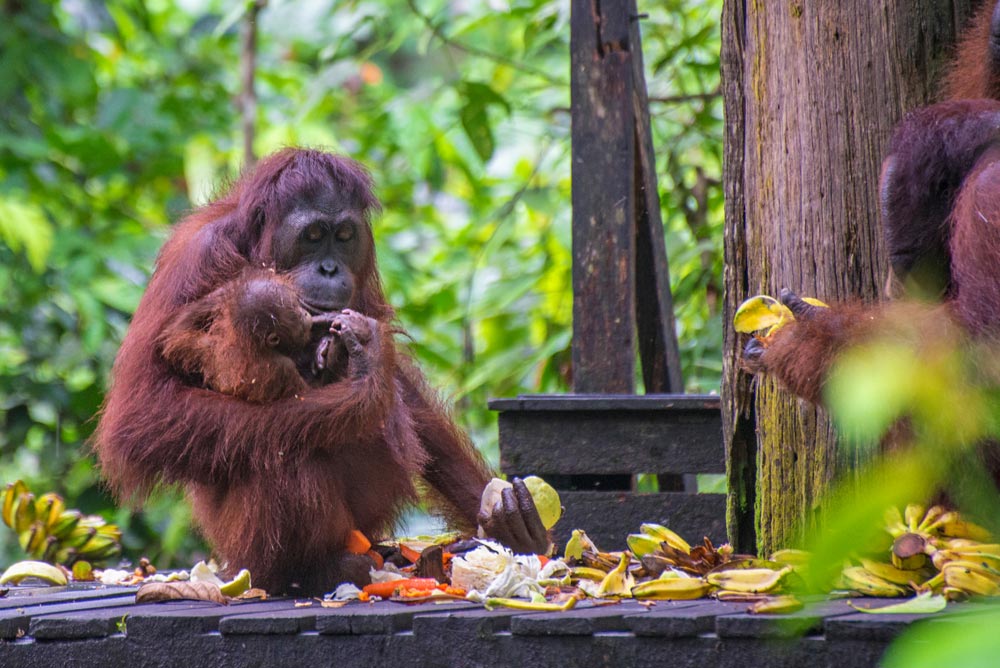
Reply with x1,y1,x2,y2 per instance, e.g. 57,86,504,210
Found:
570,0,637,394
628,0,684,394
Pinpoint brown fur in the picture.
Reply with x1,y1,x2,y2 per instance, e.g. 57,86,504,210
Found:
943,1,1000,100
91,149,492,594
157,267,313,403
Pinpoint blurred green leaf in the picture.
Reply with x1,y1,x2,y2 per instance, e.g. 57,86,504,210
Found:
0,198,53,272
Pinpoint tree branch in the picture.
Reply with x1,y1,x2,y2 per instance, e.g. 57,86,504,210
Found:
239,0,267,168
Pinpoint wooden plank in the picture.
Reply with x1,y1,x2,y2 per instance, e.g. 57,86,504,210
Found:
509,600,650,636
0,585,137,609
624,600,747,637
411,606,540,636
628,0,683,394
0,593,136,639
490,394,720,411
28,603,137,639
496,400,724,476
124,599,288,637
553,490,726,549
315,600,478,635
219,608,307,635
715,599,860,638
570,0,637,394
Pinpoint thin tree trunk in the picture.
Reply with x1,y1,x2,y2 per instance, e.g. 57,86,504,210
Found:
240,0,267,169
721,0,976,555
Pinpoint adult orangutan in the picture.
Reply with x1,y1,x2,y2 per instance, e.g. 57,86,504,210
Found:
741,2,1000,485
93,148,548,594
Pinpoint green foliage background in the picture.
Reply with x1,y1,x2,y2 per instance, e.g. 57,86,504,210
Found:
0,0,723,566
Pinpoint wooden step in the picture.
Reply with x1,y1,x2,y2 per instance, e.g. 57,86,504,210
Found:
490,393,726,548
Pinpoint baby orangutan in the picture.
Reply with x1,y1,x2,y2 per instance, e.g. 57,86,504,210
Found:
157,267,343,403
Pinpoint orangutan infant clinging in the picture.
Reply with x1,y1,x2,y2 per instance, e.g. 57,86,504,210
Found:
93,149,548,594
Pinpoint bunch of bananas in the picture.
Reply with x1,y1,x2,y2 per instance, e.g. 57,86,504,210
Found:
2,481,122,567
839,504,998,600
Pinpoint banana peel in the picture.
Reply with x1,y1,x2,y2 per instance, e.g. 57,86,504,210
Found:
0,560,68,586
733,294,828,337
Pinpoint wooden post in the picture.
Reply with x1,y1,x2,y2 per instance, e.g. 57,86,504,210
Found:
570,0,683,395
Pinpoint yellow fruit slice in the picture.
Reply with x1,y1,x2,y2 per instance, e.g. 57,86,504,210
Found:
220,569,252,597
0,560,68,586
523,476,562,530
733,296,794,334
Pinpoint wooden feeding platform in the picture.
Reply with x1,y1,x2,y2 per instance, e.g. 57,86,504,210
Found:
0,584,966,667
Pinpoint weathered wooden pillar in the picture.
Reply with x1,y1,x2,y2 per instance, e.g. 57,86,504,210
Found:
570,0,683,395
721,0,976,554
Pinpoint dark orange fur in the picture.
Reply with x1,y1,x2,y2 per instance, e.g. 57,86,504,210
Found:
91,149,492,594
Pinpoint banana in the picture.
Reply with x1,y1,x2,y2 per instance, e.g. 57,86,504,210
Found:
564,529,596,561
884,506,908,538
53,547,77,565
570,567,608,582
770,549,812,567
95,524,122,539
12,493,36,533
49,510,82,539
841,566,908,597
626,533,662,558
41,536,60,563
904,504,926,532
2,481,27,528
706,567,790,594
943,586,969,602
596,553,634,597
486,596,579,612
942,564,1000,597
77,514,106,529
940,559,1000,580
858,558,926,587
62,526,97,549
18,522,46,558
932,549,1000,572
944,539,994,551
631,577,710,600
917,505,949,532
0,560,68,586
749,595,804,614
35,493,64,529
638,523,691,554
78,533,117,554
931,513,993,542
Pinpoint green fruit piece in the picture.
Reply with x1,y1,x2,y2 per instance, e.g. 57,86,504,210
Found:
523,476,561,530
0,560,68,586
71,560,94,581
220,569,252,597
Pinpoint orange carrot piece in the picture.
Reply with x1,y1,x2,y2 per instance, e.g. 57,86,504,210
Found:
362,578,439,599
399,544,422,564
366,549,385,570
346,530,371,554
